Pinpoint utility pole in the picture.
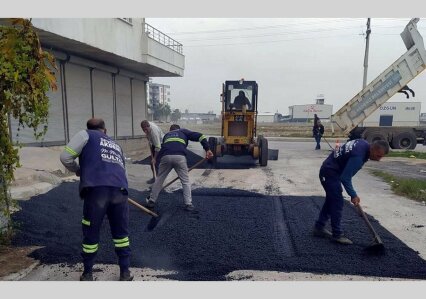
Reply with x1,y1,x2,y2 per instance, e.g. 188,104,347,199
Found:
362,18,371,89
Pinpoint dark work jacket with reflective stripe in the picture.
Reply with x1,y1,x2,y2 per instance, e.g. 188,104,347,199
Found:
321,139,370,174
79,130,128,195
158,128,209,159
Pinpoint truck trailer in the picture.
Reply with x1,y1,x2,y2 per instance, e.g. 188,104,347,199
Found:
332,18,426,149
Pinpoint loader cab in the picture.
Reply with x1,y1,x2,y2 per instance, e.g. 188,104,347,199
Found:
223,81,257,112
209,79,267,167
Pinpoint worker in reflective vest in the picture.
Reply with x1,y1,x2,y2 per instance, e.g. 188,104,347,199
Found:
60,118,133,281
145,124,214,212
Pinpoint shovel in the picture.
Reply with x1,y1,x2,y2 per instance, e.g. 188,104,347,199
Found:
356,204,385,255
145,157,207,231
128,198,158,218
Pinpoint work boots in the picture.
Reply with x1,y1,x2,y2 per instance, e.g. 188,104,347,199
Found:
332,235,353,245
80,271,93,281
119,270,134,281
313,227,332,238
145,196,155,209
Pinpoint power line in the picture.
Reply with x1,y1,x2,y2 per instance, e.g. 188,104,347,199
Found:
184,33,360,48
180,25,364,42
163,18,364,35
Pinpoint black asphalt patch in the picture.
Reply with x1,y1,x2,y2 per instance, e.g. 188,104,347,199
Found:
133,150,208,169
12,182,426,280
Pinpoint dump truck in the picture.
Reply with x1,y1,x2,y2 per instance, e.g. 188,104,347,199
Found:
208,79,269,166
332,18,426,149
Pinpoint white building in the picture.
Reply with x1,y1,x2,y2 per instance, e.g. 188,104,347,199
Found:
288,104,333,122
3,18,185,146
257,112,276,123
148,82,171,105
362,102,421,127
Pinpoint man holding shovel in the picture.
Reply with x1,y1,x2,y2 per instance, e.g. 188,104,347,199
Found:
313,139,389,245
60,118,133,281
145,124,214,212
141,120,164,183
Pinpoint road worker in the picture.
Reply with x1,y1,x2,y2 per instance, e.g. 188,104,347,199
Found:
145,124,214,212
60,118,133,281
313,139,389,245
140,120,165,183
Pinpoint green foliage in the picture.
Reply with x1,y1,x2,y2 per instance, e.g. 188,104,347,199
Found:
152,102,171,121
371,170,426,202
171,108,181,122
0,18,57,243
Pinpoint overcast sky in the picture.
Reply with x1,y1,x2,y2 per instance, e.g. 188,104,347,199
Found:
146,18,426,115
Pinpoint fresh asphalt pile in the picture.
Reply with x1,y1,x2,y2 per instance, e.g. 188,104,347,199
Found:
133,150,208,169
12,181,426,280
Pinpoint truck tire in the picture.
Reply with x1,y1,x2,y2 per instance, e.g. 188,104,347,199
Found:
208,137,217,166
391,132,417,150
259,137,268,166
365,131,387,144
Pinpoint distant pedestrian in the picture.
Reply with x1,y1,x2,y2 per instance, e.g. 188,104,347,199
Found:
145,124,214,212
312,119,324,150
141,120,165,183
313,139,389,245
60,118,133,281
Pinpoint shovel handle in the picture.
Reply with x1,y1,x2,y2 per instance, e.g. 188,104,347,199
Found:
356,204,382,243
161,158,207,190
128,198,159,217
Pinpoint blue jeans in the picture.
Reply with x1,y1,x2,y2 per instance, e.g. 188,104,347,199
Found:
314,134,321,149
315,169,344,238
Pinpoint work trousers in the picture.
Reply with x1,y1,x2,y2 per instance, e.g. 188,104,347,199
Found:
150,155,192,205
81,186,130,273
150,145,160,175
315,168,344,238
314,134,322,149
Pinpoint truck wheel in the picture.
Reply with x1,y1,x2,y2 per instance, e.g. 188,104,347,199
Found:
208,137,217,166
259,137,268,166
365,131,387,144
391,132,417,150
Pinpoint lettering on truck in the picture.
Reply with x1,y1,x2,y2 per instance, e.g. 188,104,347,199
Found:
380,106,397,110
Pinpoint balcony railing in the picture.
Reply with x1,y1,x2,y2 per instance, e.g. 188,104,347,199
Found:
144,23,183,54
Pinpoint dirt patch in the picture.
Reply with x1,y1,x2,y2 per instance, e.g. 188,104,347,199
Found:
0,245,40,279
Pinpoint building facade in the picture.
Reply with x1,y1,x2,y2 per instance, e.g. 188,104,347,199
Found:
4,18,185,145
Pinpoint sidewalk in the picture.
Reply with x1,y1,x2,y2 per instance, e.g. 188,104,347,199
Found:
1,144,149,280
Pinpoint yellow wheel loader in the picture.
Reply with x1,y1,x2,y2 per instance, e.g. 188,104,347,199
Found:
209,79,268,166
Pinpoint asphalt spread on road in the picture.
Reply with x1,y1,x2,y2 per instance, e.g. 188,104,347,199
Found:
12,181,426,280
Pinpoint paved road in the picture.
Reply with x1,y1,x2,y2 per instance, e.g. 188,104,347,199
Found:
10,140,426,281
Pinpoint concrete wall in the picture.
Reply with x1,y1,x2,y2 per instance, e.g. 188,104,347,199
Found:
141,35,185,76
32,18,145,63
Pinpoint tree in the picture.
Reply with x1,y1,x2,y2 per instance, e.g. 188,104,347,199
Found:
0,18,57,242
151,102,171,121
170,108,181,122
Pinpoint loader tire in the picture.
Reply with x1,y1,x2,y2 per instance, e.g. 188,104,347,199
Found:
259,137,268,166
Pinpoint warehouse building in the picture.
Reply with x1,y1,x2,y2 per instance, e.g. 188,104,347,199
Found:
4,18,184,148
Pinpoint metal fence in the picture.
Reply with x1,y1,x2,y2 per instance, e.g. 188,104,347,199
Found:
144,23,183,54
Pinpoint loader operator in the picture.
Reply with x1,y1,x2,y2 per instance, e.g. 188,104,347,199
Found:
141,120,165,183
233,90,252,110
60,118,133,281
145,124,214,212
313,139,389,245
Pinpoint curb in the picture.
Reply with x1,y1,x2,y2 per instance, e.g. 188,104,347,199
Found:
1,260,40,281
